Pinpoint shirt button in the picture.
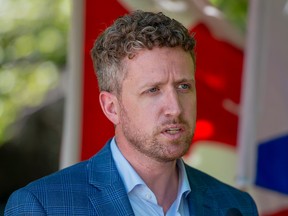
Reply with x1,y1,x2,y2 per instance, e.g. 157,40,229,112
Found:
145,193,152,200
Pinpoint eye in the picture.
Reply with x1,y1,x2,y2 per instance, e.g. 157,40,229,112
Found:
147,87,159,93
178,83,191,90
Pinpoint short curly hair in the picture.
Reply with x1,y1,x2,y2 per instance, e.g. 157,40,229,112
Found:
91,10,196,94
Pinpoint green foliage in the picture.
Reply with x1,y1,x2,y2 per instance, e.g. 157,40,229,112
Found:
209,0,248,32
0,0,70,145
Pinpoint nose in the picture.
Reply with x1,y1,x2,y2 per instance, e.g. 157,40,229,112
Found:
163,89,182,117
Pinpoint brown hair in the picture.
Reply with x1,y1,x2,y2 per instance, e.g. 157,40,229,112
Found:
91,10,196,93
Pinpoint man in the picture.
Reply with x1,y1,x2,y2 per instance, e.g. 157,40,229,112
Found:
5,11,258,215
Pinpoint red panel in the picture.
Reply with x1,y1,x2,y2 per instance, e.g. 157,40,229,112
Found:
263,209,288,216
190,23,243,148
81,0,128,160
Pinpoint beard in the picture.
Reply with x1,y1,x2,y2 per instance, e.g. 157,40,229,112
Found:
119,103,194,163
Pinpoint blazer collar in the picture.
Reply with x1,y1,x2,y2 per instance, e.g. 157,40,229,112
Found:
185,164,221,216
86,140,220,215
87,140,135,216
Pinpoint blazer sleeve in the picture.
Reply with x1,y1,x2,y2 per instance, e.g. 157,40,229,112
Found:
245,191,259,216
5,188,46,216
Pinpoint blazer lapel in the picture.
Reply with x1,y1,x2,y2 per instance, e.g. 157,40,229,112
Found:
185,164,221,216
87,141,135,216
186,187,220,216
85,142,225,215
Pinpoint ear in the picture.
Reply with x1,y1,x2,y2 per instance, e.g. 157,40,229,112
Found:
99,91,120,125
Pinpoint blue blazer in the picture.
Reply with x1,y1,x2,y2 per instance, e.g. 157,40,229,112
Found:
5,140,258,215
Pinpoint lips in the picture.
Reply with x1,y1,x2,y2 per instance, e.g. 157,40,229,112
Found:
161,124,185,135
165,128,181,135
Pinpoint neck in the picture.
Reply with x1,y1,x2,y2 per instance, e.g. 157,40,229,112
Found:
135,160,179,213
116,137,180,213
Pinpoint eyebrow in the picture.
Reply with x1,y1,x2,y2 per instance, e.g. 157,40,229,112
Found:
175,78,195,84
140,78,195,90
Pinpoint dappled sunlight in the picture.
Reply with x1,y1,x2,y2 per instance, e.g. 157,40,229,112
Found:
0,0,70,145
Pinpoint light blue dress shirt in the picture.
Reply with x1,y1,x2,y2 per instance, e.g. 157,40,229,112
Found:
111,138,191,216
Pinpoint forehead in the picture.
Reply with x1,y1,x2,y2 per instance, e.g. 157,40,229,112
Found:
122,47,195,81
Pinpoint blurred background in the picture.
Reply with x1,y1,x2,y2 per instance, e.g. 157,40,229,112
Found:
0,0,287,215
0,0,69,214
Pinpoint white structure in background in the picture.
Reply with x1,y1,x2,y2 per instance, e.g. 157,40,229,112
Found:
237,0,288,214
60,0,83,169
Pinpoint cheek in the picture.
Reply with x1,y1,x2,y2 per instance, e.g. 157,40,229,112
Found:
134,104,160,130
181,96,197,116
122,100,155,122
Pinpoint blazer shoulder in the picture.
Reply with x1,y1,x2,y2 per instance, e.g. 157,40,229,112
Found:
185,164,242,192
5,142,115,215
5,160,92,215
28,160,89,190
5,187,46,216
184,164,258,215
24,141,112,192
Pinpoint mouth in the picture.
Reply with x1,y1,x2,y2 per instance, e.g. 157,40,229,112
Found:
164,127,182,135
161,124,185,139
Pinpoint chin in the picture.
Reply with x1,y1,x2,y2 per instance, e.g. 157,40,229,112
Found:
160,148,189,162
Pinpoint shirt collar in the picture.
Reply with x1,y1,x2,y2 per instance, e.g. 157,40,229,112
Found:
177,158,192,198
110,137,191,196
111,137,145,193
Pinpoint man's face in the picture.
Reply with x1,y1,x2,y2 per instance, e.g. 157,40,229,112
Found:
116,47,196,162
